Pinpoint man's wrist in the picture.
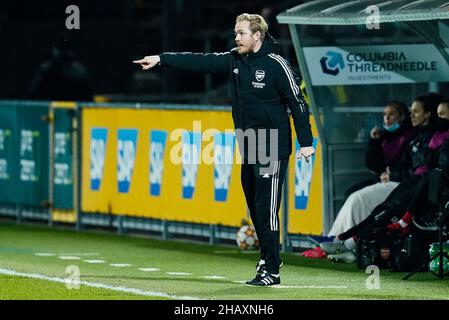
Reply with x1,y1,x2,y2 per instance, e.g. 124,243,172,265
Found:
298,143,313,148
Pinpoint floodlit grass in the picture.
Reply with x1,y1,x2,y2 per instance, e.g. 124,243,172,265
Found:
0,222,448,300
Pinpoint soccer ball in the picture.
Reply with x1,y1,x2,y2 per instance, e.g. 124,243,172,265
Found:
236,225,259,250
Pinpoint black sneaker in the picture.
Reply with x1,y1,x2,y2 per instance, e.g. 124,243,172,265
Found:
246,271,280,286
256,259,283,275
413,215,438,231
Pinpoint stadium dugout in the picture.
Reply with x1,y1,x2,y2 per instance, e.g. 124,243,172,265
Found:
277,0,449,234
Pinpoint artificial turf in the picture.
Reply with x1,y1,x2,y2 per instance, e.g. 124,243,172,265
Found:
0,221,448,300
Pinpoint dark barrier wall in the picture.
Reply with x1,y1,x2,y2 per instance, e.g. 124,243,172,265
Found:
53,107,75,210
0,102,49,207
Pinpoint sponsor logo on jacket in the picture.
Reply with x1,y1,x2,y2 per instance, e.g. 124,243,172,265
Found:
252,69,266,89
255,70,265,81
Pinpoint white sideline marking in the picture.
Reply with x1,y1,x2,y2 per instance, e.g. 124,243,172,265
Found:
167,272,192,276
110,264,132,268
139,268,160,272
233,281,348,289
59,256,81,260
0,267,200,300
213,250,258,254
34,253,55,257
271,285,349,289
83,260,106,264
203,275,226,279
213,250,239,254
59,253,99,256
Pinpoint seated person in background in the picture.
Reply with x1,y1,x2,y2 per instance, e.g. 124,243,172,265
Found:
302,101,415,258
344,101,414,197
388,99,449,233
322,93,443,263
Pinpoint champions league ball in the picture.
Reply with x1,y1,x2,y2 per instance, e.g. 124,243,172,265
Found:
236,225,259,250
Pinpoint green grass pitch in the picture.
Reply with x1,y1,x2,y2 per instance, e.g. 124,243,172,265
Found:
0,221,448,300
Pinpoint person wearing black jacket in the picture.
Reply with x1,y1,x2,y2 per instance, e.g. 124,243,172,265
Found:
388,99,449,232
322,93,442,258
303,101,417,259
133,13,315,286
365,102,416,183
302,101,416,260
340,102,414,200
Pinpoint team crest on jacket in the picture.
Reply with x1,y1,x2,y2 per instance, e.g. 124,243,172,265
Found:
380,248,390,260
255,70,265,82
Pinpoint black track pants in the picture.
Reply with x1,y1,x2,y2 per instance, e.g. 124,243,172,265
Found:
241,159,289,274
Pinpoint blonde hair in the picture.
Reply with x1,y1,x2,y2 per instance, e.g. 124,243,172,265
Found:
235,13,268,40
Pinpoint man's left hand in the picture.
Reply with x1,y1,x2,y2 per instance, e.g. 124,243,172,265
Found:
296,146,315,162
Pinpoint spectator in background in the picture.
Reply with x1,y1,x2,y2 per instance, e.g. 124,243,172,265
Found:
388,99,449,233
345,101,415,197
321,93,442,263
302,101,415,259
28,37,93,101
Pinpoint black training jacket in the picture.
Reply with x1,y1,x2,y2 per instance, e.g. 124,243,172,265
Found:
390,124,435,181
365,124,416,177
159,34,313,161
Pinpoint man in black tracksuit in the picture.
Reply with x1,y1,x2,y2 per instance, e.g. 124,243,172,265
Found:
134,13,315,286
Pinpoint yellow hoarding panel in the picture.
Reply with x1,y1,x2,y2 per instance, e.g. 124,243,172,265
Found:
82,107,323,234
287,116,323,235
52,209,76,223
82,108,246,227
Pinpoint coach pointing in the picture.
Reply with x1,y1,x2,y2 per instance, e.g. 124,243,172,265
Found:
134,13,315,286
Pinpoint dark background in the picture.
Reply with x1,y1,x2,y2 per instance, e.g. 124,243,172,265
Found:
0,0,305,103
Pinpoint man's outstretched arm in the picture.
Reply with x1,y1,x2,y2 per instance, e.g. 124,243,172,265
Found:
273,56,315,162
133,52,231,75
133,55,161,70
